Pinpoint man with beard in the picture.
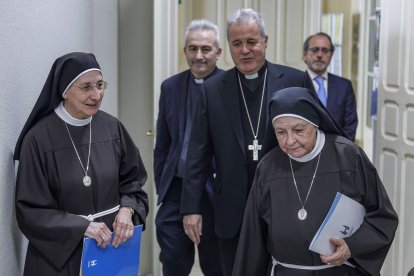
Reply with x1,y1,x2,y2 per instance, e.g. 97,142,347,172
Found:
303,32,358,141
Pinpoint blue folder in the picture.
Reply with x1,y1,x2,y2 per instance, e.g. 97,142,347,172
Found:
81,225,143,276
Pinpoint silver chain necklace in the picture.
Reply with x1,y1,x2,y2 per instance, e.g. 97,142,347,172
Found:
289,152,321,220
237,68,267,161
64,119,92,187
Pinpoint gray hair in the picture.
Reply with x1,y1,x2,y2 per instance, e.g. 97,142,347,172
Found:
184,19,221,48
303,32,335,52
226,8,267,40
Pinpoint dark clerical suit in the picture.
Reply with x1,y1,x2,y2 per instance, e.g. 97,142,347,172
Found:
154,68,223,276
307,72,358,141
181,61,310,275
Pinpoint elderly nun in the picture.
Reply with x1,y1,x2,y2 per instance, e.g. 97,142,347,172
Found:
14,52,148,275
233,87,397,276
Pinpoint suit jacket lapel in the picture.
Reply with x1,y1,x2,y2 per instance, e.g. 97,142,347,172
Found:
220,68,246,156
262,63,285,149
176,71,190,142
327,73,336,109
265,64,284,126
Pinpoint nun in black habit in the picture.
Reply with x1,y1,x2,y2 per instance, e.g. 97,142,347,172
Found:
232,87,398,276
14,52,149,275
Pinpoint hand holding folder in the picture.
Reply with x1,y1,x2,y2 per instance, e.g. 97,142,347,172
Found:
309,193,365,256
81,224,143,276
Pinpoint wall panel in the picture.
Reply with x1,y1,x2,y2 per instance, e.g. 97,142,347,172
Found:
258,0,278,64
402,156,414,272
382,0,402,89
404,105,414,144
283,0,305,67
381,101,399,138
409,9,414,92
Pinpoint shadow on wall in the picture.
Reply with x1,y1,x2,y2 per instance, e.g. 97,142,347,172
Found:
0,146,27,275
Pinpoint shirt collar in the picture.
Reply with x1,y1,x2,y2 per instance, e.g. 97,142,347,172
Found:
307,70,328,81
240,63,267,80
191,67,218,84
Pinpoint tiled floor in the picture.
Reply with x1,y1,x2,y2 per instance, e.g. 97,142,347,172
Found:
156,248,204,276
189,266,203,276
189,248,203,276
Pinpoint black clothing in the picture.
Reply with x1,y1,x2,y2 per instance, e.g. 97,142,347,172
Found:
233,135,398,276
16,111,149,275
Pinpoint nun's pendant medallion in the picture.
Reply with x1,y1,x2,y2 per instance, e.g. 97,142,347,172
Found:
298,208,307,220
65,120,93,188
83,175,92,187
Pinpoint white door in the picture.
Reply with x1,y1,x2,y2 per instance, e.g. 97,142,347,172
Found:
375,0,414,275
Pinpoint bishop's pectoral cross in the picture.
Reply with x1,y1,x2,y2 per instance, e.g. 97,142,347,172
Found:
248,139,262,161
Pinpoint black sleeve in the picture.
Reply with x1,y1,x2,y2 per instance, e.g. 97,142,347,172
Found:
181,84,213,215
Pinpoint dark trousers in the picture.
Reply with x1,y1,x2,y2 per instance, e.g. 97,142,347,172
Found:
156,177,222,276
218,234,240,276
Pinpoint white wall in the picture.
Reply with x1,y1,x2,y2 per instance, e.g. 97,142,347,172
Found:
0,0,118,274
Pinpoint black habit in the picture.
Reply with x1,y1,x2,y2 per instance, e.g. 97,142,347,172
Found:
233,135,398,275
233,87,398,276
15,111,148,275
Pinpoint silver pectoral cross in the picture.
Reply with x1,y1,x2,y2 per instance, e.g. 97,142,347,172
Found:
248,139,262,161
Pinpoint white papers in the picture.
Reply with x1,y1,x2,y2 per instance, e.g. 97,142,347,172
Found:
309,192,365,256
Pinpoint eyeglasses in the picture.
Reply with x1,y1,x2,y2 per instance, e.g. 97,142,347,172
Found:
72,80,108,92
186,46,215,56
307,47,332,54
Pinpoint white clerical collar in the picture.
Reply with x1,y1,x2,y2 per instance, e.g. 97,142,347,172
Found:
244,72,259,79
54,101,92,126
194,78,204,84
289,130,325,163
